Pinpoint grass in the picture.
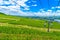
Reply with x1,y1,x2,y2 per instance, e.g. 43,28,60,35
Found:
0,13,60,40
0,26,60,40
0,13,60,29
0,13,46,28
0,33,58,40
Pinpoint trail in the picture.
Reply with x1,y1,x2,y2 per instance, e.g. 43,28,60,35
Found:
18,25,60,32
0,22,60,32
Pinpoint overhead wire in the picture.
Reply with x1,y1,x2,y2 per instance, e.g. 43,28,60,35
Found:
11,0,44,17
10,0,33,16
47,0,51,9
54,0,60,19
9,0,60,18
47,0,51,20
33,0,43,17
10,0,20,6
55,0,60,11
39,0,43,9
47,0,55,21
33,0,44,17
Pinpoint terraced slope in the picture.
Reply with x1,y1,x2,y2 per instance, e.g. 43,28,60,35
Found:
0,13,60,40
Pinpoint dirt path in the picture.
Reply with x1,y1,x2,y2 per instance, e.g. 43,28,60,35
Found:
19,25,60,32
0,22,60,32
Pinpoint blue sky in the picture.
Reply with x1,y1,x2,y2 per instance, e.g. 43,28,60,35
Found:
0,0,60,16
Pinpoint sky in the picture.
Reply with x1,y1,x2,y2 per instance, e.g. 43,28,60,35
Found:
0,0,60,16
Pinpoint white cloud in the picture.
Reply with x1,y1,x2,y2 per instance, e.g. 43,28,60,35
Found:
0,0,16,6
0,0,60,17
32,1,36,2
32,4,37,6
56,6,60,8
52,6,60,9
52,7,55,9
24,7,29,10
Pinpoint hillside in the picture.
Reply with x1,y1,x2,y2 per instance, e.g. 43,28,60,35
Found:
0,13,60,40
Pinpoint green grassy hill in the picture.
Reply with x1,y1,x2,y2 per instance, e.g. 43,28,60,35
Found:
0,13,60,40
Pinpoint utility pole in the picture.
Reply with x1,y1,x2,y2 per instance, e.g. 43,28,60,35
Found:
47,18,54,32
47,20,50,32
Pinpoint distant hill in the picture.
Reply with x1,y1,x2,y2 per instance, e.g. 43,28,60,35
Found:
0,12,6,15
